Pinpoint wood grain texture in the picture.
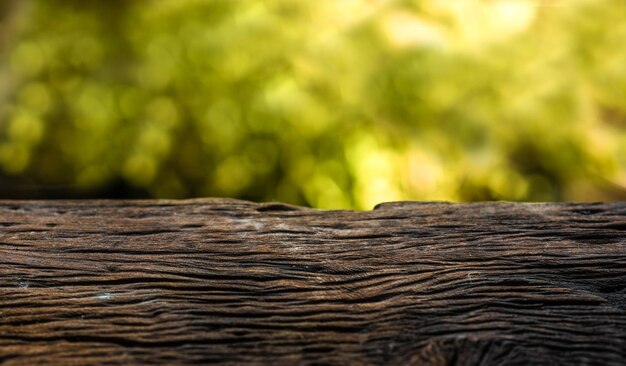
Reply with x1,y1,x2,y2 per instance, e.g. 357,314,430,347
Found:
0,199,625,365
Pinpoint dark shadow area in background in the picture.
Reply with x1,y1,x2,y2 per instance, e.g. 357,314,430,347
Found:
0,177,151,199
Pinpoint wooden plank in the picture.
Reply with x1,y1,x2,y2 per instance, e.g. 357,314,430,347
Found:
0,199,625,365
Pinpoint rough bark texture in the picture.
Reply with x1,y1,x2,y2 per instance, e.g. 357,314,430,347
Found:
0,199,625,365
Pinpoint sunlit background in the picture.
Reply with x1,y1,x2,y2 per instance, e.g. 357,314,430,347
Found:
0,0,625,209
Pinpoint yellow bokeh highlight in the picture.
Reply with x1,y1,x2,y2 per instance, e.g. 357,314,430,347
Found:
347,135,404,209
8,111,44,145
0,143,30,174
123,155,158,187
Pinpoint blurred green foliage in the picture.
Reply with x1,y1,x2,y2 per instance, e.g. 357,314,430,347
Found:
0,0,625,209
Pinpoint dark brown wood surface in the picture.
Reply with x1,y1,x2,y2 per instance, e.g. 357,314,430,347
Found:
0,199,625,365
